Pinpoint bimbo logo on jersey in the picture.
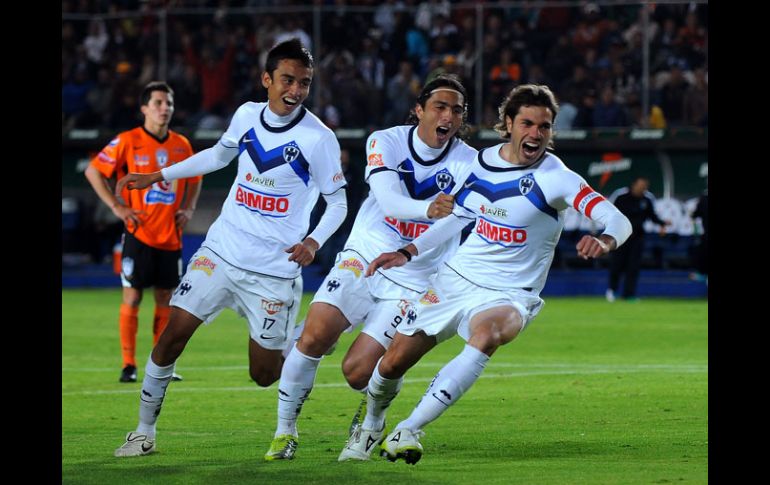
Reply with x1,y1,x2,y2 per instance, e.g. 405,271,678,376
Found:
384,217,431,240
337,258,364,277
476,218,527,246
235,185,289,215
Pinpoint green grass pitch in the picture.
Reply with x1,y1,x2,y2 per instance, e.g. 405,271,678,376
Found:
62,289,707,484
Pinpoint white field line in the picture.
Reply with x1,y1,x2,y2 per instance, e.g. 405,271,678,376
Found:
62,363,707,396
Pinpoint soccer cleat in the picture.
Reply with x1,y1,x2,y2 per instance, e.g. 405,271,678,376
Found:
171,372,183,382
348,395,367,436
380,428,424,465
114,432,155,457
605,289,615,303
264,434,298,461
119,365,137,383
338,423,385,461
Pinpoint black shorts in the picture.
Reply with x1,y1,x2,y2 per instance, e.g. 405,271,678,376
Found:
120,232,182,289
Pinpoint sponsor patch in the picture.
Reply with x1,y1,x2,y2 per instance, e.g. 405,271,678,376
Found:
476,218,527,246
261,299,284,315
384,217,431,241
191,255,216,275
419,289,440,305
235,186,289,214
337,258,364,277
367,153,384,167
479,204,507,217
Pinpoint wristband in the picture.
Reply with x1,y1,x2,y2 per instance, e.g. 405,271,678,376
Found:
396,248,412,262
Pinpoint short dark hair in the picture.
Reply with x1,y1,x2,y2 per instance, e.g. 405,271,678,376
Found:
140,81,173,106
406,73,470,139
494,84,559,142
265,38,314,77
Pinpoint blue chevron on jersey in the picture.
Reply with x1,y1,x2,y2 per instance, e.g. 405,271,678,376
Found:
238,130,311,185
396,159,455,200
456,172,557,220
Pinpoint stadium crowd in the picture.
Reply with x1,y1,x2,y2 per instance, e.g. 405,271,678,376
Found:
62,0,707,132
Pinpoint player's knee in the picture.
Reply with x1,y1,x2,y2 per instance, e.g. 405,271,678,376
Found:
297,328,335,357
250,367,279,387
342,357,371,390
377,353,408,379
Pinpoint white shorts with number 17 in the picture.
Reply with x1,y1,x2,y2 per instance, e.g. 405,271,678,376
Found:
170,246,302,350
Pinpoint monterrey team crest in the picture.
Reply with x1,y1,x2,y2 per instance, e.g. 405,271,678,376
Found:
283,144,300,163
435,170,453,191
519,175,535,195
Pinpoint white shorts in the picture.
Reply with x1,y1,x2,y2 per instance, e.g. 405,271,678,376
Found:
170,246,302,350
312,249,423,348
398,265,544,344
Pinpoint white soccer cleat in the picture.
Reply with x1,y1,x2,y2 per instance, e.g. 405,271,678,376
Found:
605,289,616,302
380,428,424,465
338,424,385,461
114,432,156,457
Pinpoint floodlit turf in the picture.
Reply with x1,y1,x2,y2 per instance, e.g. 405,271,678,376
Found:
62,289,707,484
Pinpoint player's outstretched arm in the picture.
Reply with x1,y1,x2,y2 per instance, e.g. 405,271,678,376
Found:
116,171,164,193
426,192,455,219
365,244,417,276
576,234,616,260
285,237,320,267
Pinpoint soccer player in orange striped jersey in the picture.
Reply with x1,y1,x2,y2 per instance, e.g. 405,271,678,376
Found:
85,81,202,384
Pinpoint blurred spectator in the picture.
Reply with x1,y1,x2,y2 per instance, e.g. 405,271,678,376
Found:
384,61,421,125
83,17,109,70
488,48,521,101
274,17,312,51
683,67,708,127
182,32,235,113
592,86,627,127
657,61,690,126
62,67,95,130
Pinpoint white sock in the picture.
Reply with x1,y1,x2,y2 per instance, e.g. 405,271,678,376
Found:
282,319,306,359
362,359,402,431
136,356,176,439
397,344,489,431
275,346,320,437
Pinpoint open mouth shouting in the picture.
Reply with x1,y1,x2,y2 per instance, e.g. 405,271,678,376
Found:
435,125,452,144
521,140,542,160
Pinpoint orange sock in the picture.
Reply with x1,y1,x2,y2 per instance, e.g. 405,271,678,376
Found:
119,304,140,367
153,306,171,346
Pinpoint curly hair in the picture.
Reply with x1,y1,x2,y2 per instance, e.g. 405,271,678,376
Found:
493,84,559,146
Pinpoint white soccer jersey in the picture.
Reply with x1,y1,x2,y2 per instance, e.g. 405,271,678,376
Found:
445,145,612,294
343,125,477,291
202,102,346,279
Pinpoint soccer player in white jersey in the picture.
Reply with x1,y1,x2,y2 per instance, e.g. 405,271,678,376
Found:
112,39,348,458
265,75,478,461
355,84,633,464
